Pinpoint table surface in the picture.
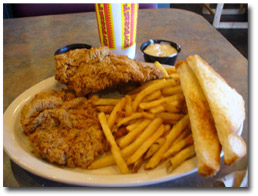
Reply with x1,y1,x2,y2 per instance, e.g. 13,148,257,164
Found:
3,8,248,187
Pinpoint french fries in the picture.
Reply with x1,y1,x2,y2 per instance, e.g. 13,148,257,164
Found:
125,95,133,116
98,112,129,174
88,153,116,169
166,145,196,172
89,118,163,169
163,134,193,159
132,79,177,111
139,97,167,110
127,124,165,165
144,137,166,160
93,98,120,106
132,157,144,173
164,124,171,133
118,119,151,148
96,106,114,113
165,66,177,74
154,61,169,78
117,113,144,127
145,114,189,169
108,97,127,129
126,119,143,131
142,90,162,102
150,105,166,114
122,118,163,157
89,63,197,175
155,112,185,123
127,79,164,95
162,85,182,96
86,58,245,179
139,93,184,110
162,100,182,113
169,73,180,80
142,112,155,119
115,127,129,138
173,125,191,144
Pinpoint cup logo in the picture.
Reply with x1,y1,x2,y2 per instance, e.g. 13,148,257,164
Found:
95,4,116,49
121,4,138,49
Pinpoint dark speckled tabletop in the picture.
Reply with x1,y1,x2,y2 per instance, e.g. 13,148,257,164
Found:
3,9,248,187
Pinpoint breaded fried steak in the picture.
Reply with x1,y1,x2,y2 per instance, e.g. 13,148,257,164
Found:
20,89,107,168
54,46,163,96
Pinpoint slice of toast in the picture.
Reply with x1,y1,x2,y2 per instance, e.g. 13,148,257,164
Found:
176,61,221,177
187,55,246,165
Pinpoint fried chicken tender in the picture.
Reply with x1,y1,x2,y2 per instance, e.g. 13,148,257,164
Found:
54,46,163,96
20,89,76,134
21,89,107,168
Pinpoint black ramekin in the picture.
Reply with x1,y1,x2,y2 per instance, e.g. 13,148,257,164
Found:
140,40,181,66
54,43,92,56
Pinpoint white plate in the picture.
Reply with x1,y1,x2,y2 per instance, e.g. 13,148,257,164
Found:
3,76,243,187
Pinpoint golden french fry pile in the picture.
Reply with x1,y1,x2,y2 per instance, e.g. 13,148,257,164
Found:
89,62,195,174
89,57,246,177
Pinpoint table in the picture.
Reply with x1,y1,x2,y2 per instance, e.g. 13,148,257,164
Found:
3,8,248,187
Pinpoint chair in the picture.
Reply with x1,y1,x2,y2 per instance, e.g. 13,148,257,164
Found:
203,3,248,29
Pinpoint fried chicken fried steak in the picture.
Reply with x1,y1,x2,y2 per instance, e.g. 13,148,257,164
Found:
55,46,163,96
21,46,163,169
20,89,108,168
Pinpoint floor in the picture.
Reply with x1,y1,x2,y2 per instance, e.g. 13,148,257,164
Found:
170,4,248,59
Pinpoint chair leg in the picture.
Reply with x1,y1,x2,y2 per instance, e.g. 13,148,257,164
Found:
203,4,215,16
213,3,224,28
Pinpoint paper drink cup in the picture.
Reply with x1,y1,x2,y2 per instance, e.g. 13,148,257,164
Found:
95,3,138,59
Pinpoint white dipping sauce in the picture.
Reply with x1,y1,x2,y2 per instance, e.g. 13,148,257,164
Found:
144,43,178,57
